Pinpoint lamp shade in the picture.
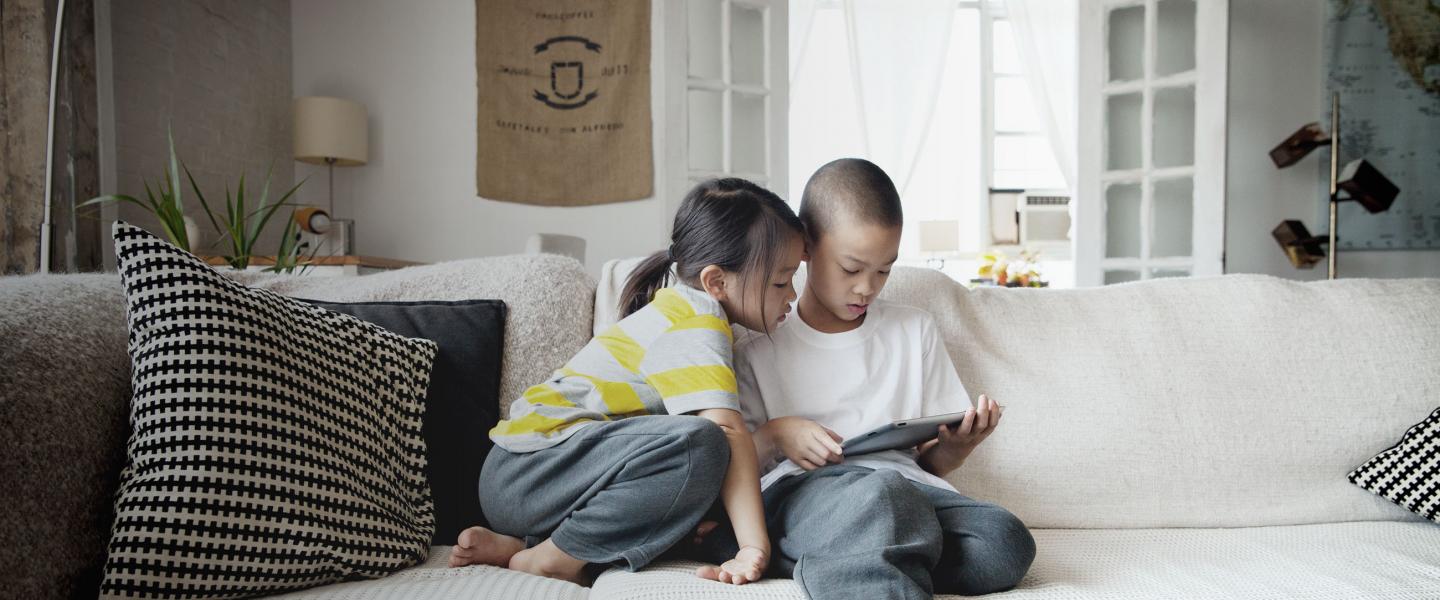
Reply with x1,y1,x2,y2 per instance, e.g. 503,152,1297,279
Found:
293,96,368,166
919,220,960,253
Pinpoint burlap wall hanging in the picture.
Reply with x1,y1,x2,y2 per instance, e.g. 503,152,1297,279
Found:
476,1,653,206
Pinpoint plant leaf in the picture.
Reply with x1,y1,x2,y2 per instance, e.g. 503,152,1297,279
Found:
184,162,225,240
249,162,276,243
78,194,144,209
166,127,183,214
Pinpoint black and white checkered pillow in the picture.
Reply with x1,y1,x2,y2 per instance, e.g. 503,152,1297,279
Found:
1349,406,1440,524
100,222,438,599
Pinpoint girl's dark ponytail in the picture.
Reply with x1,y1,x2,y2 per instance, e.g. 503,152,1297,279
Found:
619,178,804,319
619,249,674,318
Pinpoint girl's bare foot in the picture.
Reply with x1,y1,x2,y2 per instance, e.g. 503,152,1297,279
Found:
508,539,591,585
695,545,768,585
448,526,526,568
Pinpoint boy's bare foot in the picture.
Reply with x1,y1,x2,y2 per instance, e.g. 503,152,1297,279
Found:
508,539,591,586
691,521,719,546
448,526,525,568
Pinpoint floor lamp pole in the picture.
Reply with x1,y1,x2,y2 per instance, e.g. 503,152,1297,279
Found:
39,0,68,275
1328,92,1339,280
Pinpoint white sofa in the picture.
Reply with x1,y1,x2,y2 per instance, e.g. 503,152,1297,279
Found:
6,255,1437,599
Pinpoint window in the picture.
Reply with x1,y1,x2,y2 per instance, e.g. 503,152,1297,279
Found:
989,11,1066,192
788,0,1072,286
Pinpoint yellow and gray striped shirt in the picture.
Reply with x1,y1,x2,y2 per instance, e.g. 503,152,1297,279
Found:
490,284,740,453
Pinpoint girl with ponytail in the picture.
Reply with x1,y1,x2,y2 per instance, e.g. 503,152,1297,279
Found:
451,178,805,587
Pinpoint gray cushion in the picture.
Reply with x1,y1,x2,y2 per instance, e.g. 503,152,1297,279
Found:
0,273,130,600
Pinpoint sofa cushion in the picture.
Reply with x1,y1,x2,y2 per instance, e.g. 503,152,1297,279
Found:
306,299,507,545
591,522,1440,600
1350,405,1440,523
101,222,438,598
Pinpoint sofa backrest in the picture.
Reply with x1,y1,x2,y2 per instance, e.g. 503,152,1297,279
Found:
597,259,1439,529
0,254,596,600
230,254,596,416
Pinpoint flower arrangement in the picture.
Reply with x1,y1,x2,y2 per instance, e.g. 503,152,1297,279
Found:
976,248,1048,288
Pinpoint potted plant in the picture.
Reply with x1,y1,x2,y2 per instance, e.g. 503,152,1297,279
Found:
82,129,307,270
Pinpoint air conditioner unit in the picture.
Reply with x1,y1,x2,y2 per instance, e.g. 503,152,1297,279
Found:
989,189,1072,249
1019,190,1071,247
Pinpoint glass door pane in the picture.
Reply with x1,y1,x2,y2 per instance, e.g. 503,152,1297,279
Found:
1156,0,1196,76
689,0,724,80
688,89,724,172
1153,86,1195,168
731,4,766,86
1106,183,1142,258
1104,270,1142,284
1107,93,1143,170
732,93,767,175
1107,5,1145,82
1152,177,1193,257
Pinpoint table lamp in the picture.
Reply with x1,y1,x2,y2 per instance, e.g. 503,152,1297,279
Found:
294,96,368,254
919,220,960,270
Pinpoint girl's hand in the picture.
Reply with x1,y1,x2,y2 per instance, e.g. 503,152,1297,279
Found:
918,394,1003,476
695,545,768,585
768,416,844,470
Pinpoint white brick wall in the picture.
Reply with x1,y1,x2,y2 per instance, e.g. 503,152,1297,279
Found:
111,0,294,256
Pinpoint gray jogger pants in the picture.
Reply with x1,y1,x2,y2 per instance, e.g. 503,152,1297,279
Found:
479,415,731,571
696,465,1035,599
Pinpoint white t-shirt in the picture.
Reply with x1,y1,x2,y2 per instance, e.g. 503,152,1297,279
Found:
735,300,972,492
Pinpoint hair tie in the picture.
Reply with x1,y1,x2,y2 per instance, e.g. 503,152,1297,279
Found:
665,246,676,261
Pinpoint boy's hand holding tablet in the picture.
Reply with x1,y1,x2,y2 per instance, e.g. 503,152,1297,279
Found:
765,394,1004,477
916,394,1004,477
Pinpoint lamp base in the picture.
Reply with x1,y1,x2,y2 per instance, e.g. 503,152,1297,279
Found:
302,218,353,256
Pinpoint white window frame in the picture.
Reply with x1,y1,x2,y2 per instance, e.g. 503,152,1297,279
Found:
1075,0,1227,286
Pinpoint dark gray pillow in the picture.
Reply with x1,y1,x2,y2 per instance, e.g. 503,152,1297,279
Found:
307,299,506,546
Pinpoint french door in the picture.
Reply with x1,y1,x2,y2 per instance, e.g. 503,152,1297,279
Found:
660,0,788,221
1075,0,1227,286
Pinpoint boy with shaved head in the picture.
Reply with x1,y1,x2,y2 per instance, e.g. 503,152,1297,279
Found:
705,158,1036,600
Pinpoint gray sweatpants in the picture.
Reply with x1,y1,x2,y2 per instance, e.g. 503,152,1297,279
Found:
694,465,1035,599
479,415,730,571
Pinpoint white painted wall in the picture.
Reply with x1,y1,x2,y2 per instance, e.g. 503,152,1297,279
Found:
289,0,672,276
1225,0,1440,279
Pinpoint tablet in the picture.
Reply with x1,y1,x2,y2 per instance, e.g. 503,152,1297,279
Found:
841,411,972,456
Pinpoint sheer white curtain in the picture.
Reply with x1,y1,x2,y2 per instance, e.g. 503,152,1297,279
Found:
1005,0,1078,191
788,0,956,202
